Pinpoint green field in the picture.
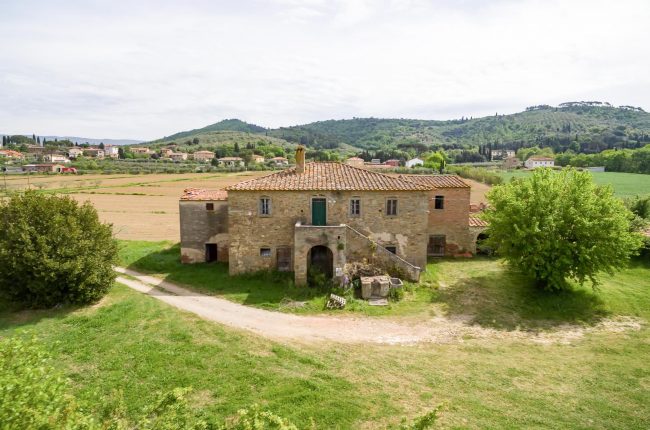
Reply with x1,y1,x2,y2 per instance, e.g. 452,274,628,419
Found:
2,244,650,428
499,170,650,198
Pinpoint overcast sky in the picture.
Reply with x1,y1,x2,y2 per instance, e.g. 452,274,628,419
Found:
1,0,649,140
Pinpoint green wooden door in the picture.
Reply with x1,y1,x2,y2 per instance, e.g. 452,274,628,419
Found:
312,198,327,226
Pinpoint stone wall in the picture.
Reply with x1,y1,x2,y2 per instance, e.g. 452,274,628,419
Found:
227,190,430,281
179,200,229,263
426,187,473,254
346,225,421,281
294,223,347,286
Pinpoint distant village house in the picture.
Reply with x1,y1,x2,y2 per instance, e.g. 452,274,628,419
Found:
217,157,244,167
405,158,424,168
524,157,554,169
193,150,216,163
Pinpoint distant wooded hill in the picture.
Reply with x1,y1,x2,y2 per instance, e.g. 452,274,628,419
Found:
143,103,650,156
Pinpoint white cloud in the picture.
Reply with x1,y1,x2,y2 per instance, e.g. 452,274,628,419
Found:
0,0,648,139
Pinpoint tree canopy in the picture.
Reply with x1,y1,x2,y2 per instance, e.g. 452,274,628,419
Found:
483,168,643,290
0,192,118,307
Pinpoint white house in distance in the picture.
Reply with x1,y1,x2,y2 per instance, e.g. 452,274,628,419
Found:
525,156,555,169
217,156,244,167
43,154,71,164
405,157,424,168
67,147,84,159
104,145,120,159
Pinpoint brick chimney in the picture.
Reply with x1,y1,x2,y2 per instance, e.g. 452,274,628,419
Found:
295,145,306,173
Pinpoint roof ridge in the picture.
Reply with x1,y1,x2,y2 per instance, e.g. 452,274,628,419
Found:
226,161,432,191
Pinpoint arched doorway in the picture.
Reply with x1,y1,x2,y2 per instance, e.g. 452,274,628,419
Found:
308,245,333,281
476,232,491,255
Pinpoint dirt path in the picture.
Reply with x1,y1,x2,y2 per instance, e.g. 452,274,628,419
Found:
115,267,642,345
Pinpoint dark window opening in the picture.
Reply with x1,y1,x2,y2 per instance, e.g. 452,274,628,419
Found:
260,247,271,257
386,199,398,216
205,243,218,262
385,246,397,254
206,203,214,211
434,195,444,210
427,235,446,256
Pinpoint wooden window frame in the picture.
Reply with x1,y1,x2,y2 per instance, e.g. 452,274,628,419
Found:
385,198,398,217
259,196,271,217
349,197,361,217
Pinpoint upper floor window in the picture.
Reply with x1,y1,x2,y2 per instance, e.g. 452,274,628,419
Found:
386,198,398,216
385,245,397,254
259,197,271,216
434,195,444,210
350,198,361,216
206,203,214,211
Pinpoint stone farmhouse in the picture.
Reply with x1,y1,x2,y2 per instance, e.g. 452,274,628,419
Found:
179,147,486,286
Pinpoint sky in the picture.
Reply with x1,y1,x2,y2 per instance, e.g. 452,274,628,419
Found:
1,0,649,140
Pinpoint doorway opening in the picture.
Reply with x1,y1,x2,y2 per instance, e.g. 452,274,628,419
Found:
205,243,218,262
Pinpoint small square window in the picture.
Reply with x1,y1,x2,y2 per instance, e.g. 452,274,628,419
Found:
259,197,271,216
434,195,444,210
350,198,361,216
386,199,398,216
206,203,214,211
260,247,271,257
385,246,397,254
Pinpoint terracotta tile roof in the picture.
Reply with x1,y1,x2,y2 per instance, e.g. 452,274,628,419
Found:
399,174,470,188
218,157,243,161
0,150,24,158
180,188,228,201
225,162,433,191
469,215,488,227
528,157,554,161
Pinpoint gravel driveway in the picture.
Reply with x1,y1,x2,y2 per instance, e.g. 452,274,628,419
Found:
115,267,641,345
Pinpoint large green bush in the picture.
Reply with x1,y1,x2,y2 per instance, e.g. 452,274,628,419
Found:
0,192,118,307
483,168,643,290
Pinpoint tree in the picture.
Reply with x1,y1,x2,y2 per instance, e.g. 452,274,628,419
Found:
424,151,447,171
483,168,642,291
192,137,199,145
99,142,105,149
0,192,118,307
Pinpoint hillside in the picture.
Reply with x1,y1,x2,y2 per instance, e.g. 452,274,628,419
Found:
158,119,267,142
145,130,296,157
142,103,650,157
267,103,650,153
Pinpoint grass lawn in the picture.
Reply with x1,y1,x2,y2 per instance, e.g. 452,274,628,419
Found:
118,240,438,317
1,251,650,428
499,170,650,198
